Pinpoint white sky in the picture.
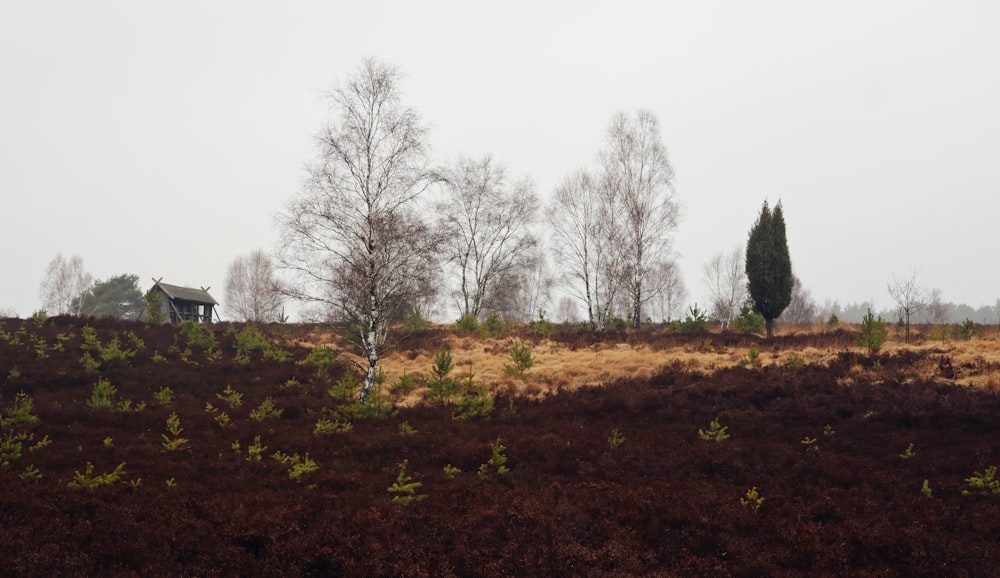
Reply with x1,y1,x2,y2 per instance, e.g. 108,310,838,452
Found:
2,1,998,319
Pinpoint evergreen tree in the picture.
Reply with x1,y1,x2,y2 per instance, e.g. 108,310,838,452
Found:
80,274,145,320
745,201,793,338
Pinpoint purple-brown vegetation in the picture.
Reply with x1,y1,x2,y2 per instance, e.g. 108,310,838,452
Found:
2,317,1000,576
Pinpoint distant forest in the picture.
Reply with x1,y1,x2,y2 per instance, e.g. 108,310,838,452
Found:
820,300,1000,326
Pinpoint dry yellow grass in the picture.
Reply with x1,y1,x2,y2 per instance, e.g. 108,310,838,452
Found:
293,325,1000,400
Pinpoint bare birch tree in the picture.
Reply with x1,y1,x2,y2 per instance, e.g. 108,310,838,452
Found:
546,169,625,331
278,57,439,403
888,272,926,343
38,253,93,315
647,258,687,322
483,247,554,322
703,247,748,329
600,110,679,328
780,275,819,324
224,249,285,323
435,156,539,321
923,288,948,325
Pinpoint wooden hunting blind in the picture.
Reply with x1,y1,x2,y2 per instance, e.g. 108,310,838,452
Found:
148,279,219,324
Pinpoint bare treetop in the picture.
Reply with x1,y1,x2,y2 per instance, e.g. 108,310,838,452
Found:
887,272,926,343
435,155,539,320
318,57,432,219
279,57,440,403
600,110,680,328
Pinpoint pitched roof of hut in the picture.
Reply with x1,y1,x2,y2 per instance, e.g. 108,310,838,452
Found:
152,281,218,305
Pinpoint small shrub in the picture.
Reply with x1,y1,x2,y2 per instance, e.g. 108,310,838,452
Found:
739,346,761,367
426,349,459,404
246,435,267,462
299,345,337,382
4,391,40,428
899,443,916,460
443,464,461,478
272,451,319,483
390,372,418,394
1,431,30,469
216,385,243,408
477,439,510,480
740,487,765,512
233,325,269,358
531,310,556,339
697,418,730,442
452,381,495,420
87,378,117,410
314,417,352,434
214,412,233,429
249,397,283,422
30,309,48,325
97,334,136,365
399,421,417,436
479,313,511,339
388,460,426,505
455,314,479,335
827,313,839,328
823,424,835,437
785,354,805,369
857,308,888,357
68,461,127,489
179,320,217,351
959,318,977,341
328,370,359,404
153,387,174,408
929,325,954,342
801,436,819,452
32,336,48,359
608,428,626,450
503,340,534,379
402,307,430,333
921,479,933,498
19,464,42,481
671,305,709,333
79,352,101,373
161,412,190,452
963,466,1000,497
732,305,765,334
331,390,397,422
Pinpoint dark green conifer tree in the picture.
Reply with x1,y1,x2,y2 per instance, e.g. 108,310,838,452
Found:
745,201,793,338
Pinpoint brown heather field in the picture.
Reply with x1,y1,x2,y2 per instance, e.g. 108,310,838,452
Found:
4,316,1000,576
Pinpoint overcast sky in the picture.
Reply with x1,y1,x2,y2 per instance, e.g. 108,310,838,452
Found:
2,1,998,320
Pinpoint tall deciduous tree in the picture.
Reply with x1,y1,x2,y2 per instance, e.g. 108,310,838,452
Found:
278,57,439,404
38,253,93,315
600,110,679,328
745,201,792,338
647,258,687,323
80,274,145,320
546,169,624,331
224,250,284,323
435,156,539,321
703,247,748,330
